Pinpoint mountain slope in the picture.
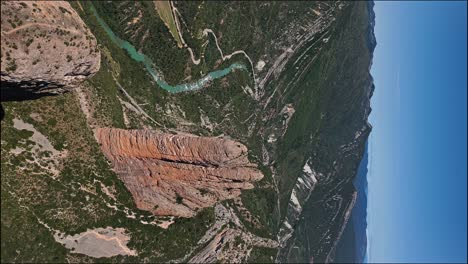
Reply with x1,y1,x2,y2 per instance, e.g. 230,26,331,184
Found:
1,1,375,262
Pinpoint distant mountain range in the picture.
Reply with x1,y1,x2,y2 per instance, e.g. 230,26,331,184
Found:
334,143,369,263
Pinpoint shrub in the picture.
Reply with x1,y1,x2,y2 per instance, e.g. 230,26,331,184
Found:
6,60,17,72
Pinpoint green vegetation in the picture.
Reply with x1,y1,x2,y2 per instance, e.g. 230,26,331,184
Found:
272,2,374,262
25,38,34,47
5,59,17,72
69,2,326,256
175,195,183,204
84,54,125,128
154,1,184,48
89,1,188,84
59,6,71,15
1,90,215,263
1,1,373,263
240,187,277,238
248,247,277,263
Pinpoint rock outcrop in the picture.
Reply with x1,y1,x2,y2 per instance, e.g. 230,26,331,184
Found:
94,128,263,217
1,1,100,94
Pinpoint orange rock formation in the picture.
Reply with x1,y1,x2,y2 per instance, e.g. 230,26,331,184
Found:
94,128,263,217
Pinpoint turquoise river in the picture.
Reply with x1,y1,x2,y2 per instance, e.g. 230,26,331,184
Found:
90,5,247,93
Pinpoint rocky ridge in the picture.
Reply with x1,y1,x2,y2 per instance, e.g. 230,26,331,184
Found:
94,128,263,217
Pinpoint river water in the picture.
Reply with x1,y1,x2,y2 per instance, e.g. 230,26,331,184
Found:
90,5,247,93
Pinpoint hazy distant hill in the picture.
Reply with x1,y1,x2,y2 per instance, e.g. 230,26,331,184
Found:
334,143,369,263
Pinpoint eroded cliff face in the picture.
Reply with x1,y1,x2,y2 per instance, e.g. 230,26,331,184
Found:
1,1,100,94
94,128,263,217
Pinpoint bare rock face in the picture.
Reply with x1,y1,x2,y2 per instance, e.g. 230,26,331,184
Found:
1,1,100,94
94,128,264,217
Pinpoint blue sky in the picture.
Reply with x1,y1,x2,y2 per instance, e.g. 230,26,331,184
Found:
368,1,467,263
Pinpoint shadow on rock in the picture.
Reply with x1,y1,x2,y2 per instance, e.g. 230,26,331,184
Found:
1,81,60,121
1,81,59,102
0,104,4,121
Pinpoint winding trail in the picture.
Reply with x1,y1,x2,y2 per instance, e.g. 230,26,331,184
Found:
1,22,80,35
170,1,201,65
114,78,162,126
202,28,258,99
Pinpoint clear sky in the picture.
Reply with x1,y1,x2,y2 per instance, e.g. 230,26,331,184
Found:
368,1,467,263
